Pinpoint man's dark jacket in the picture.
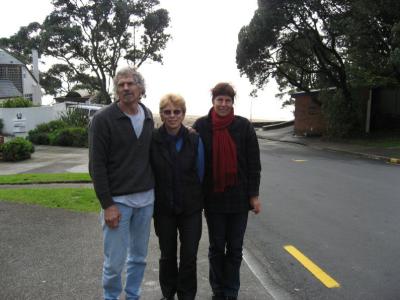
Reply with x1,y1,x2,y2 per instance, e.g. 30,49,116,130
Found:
193,111,261,213
150,126,203,216
89,102,154,209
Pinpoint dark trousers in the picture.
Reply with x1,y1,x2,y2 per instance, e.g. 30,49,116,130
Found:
205,211,248,298
154,211,202,300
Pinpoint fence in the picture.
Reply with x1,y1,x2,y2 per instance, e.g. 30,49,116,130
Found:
0,103,67,137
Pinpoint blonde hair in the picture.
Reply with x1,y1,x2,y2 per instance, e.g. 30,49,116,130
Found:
159,93,186,114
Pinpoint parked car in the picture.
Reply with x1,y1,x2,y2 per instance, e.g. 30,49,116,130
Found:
67,104,103,120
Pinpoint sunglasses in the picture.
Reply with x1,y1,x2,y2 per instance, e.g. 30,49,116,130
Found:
162,109,182,116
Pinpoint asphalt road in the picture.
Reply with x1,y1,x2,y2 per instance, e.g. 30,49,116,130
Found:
246,139,400,300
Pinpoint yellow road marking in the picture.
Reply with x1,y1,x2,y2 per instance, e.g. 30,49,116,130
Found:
292,159,307,162
389,158,400,165
284,245,340,288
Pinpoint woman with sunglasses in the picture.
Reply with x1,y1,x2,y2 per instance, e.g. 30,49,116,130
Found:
193,83,261,300
151,93,204,300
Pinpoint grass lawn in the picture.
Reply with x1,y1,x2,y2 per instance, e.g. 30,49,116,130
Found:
0,173,91,185
325,131,400,148
0,188,99,212
355,137,400,148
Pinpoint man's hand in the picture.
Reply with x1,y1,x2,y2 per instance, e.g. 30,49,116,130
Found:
249,196,261,214
104,205,121,228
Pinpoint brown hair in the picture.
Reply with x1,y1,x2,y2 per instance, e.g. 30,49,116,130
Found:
159,93,186,114
211,82,236,102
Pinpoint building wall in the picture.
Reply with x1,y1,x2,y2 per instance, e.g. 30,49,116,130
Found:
0,105,65,137
294,94,326,136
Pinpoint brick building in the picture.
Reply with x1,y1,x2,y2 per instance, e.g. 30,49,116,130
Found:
292,90,326,136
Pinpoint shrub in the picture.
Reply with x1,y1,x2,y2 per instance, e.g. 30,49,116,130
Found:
36,120,68,133
1,137,34,161
26,118,88,147
27,130,50,145
0,118,3,134
51,127,88,147
27,120,67,145
59,107,90,127
0,97,33,108
321,89,365,138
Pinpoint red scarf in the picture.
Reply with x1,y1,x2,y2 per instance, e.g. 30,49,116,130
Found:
211,108,238,192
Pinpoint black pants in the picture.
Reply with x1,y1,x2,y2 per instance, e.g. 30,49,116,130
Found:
154,211,202,300
205,211,248,298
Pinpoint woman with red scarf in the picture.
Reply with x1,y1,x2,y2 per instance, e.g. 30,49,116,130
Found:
193,83,261,300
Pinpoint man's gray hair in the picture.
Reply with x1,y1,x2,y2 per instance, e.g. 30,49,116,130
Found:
113,66,146,99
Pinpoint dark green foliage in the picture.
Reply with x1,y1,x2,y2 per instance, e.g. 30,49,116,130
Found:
27,131,51,145
0,119,3,134
321,89,366,137
51,127,88,147
236,0,400,137
27,118,87,147
1,137,34,162
0,0,171,102
36,120,68,133
27,120,67,145
0,97,33,108
236,0,350,95
59,107,90,128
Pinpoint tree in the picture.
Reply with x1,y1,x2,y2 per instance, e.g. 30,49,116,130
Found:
1,0,171,104
236,0,352,100
343,0,400,87
236,0,400,136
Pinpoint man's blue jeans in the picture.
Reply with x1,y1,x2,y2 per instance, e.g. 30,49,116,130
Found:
101,202,154,300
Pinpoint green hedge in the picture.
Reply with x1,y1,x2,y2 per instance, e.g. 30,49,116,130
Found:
1,137,34,161
51,127,88,147
27,116,88,147
27,120,68,145
0,97,33,108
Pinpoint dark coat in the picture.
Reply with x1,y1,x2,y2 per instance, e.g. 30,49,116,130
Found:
89,102,154,209
193,111,261,213
150,126,203,216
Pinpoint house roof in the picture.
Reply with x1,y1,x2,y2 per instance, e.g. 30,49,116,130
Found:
0,48,24,65
0,79,23,99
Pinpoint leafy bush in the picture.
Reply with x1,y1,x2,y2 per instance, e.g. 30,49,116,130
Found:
321,89,365,138
36,120,68,133
27,117,88,147
27,131,51,145
27,120,67,145
0,97,33,108
1,137,34,161
0,118,3,134
51,127,88,147
59,107,90,127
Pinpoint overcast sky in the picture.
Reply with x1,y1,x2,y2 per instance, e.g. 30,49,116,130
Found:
0,0,293,120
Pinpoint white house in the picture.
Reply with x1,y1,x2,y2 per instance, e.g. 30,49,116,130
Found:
0,48,42,105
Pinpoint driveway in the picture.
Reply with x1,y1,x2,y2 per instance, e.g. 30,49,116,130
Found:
0,145,89,175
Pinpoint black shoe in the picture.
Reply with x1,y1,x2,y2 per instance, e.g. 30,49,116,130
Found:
211,295,225,300
160,297,175,300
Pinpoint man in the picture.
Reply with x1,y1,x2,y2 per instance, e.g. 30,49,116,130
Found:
89,67,154,300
